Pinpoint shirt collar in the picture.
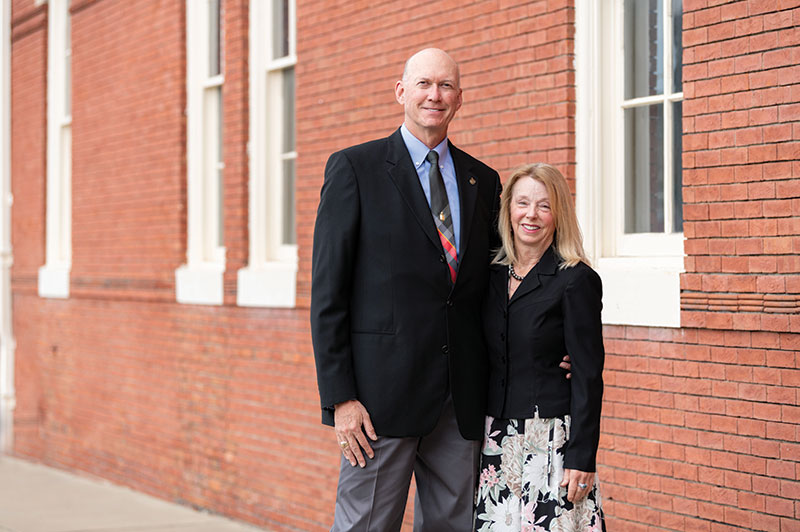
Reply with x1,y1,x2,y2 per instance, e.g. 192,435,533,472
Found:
400,124,450,170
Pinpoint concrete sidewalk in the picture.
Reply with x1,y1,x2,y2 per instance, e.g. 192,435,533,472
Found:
0,456,266,532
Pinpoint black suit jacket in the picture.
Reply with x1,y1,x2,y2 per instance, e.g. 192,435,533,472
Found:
483,246,605,471
311,128,501,440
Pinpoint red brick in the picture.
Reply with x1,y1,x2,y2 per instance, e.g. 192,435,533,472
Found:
766,162,794,181
732,200,763,219
763,123,793,142
777,141,800,161
719,183,749,201
765,495,795,517
763,199,792,217
748,144,777,163
762,314,790,332
695,113,721,132
720,110,748,129
763,9,794,31
747,257,778,273
685,27,709,47
708,166,735,183
768,421,795,444
777,64,800,85
735,52,763,73
685,132,710,151
748,182,777,200
707,129,734,148
749,0,781,16
767,459,796,479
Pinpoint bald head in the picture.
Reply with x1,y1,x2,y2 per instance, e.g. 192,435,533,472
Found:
395,48,463,148
402,48,461,88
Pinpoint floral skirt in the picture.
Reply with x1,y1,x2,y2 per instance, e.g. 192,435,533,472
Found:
474,413,605,532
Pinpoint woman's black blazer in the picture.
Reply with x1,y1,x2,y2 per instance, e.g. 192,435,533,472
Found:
483,245,605,471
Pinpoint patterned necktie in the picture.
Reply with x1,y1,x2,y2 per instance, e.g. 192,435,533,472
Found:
426,150,458,283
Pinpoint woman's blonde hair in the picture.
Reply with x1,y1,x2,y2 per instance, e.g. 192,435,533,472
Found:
493,163,589,269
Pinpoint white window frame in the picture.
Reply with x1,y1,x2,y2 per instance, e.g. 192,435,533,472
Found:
0,0,15,453
576,0,684,327
39,0,71,299
176,0,226,305
237,0,297,308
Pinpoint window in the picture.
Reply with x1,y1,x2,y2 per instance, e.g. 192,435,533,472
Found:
176,0,225,305
576,0,684,326
0,0,14,455
237,0,297,307
39,0,71,299
621,0,684,251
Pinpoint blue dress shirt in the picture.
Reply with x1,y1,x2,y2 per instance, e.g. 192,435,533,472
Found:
400,124,461,254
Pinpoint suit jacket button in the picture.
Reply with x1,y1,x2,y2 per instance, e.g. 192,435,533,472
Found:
439,255,446,263
500,333,505,341
446,299,453,307
441,345,449,354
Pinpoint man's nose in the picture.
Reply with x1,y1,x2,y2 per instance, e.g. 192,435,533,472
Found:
427,84,441,100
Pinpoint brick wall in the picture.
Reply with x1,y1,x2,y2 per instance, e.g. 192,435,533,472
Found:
10,0,47,458
595,1,800,531
296,0,577,305
70,0,185,302
9,0,800,531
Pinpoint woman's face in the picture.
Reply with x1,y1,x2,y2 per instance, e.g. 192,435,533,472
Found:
510,176,555,255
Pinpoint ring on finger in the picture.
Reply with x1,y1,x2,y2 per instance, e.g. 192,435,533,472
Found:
339,441,349,450
578,482,588,489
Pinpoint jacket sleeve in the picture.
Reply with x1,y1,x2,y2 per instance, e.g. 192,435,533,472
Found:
310,150,361,417
562,266,605,471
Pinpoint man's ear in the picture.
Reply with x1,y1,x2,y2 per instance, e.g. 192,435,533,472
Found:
394,80,405,105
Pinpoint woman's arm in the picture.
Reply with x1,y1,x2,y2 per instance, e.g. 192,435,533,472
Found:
562,265,605,473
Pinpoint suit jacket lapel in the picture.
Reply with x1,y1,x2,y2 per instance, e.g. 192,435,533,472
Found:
385,129,442,251
449,142,477,264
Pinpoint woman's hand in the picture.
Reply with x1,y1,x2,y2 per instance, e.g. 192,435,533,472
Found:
560,468,594,503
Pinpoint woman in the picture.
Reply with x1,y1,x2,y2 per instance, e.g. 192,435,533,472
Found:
474,163,606,531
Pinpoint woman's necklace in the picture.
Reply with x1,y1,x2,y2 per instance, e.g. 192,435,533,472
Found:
509,263,525,281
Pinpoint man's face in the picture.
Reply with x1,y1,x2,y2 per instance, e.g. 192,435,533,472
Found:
395,51,463,144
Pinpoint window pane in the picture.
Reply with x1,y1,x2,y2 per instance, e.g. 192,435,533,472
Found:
282,158,296,245
272,0,289,59
282,67,295,153
672,101,683,232
209,0,221,77
625,104,664,233
672,0,682,91
624,0,663,99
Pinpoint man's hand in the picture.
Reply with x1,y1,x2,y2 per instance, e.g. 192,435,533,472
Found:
560,354,572,379
334,399,378,468
560,468,594,503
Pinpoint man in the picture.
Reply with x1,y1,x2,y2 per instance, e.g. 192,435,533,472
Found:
311,48,498,531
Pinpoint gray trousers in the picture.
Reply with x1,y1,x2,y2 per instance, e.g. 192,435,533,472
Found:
331,396,480,532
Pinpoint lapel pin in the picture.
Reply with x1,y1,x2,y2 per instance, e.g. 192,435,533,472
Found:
469,177,476,185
